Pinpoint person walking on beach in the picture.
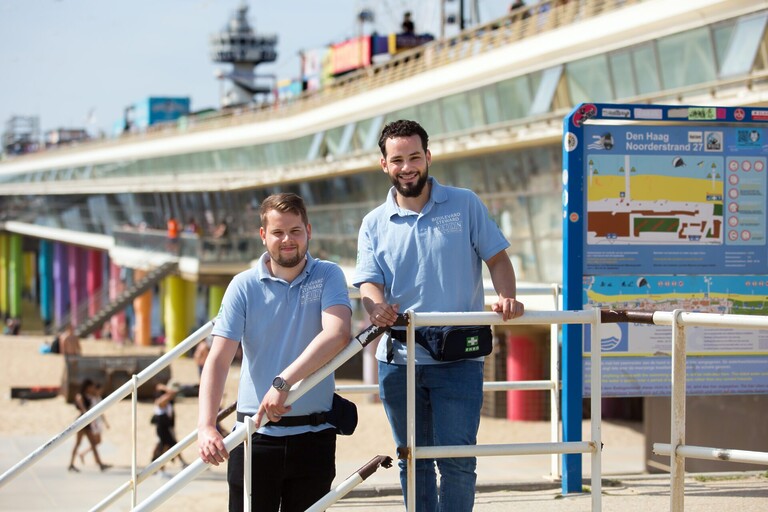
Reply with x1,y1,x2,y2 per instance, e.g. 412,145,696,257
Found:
151,382,188,475
77,382,109,466
197,192,352,512
353,119,524,511
68,379,111,472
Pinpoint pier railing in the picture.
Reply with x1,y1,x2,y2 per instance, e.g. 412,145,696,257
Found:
602,310,768,512
3,0,645,162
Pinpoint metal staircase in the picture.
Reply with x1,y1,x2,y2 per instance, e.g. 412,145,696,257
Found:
68,260,179,338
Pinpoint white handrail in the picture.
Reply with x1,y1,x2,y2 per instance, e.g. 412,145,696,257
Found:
403,308,602,511
133,328,379,511
636,309,768,511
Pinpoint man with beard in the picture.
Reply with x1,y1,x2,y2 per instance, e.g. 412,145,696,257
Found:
353,119,524,511
197,193,352,511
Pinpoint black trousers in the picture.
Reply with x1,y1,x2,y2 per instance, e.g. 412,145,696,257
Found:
227,429,336,512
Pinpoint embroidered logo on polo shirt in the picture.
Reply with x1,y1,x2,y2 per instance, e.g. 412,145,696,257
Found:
301,278,323,305
432,212,462,234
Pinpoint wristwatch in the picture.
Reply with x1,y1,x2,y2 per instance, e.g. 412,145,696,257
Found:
272,376,289,392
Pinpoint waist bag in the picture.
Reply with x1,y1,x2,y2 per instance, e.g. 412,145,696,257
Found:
236,393,358,435
391,325,493,362
326,393,358,435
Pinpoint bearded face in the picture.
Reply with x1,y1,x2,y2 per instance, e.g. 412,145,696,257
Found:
382,135,431,199
260,210,310,269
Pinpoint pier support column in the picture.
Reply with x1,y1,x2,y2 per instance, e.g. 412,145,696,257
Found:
0,234,7,319
39,240,54,331
109,262,127,343
67,246,87,329
53,243,70,328
163,274,189,348
86,250,104,338
208,284,225,320
133,270,152,346
8,234,23,319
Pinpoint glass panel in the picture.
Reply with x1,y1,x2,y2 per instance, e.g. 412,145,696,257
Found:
496,75,531,121
289,135,314,162
609,51,637,99
632,44,661,95
567,56,612,104
484,151,525,193
508,239,536,283
481,84,502,125
325,125,345,156
489,195,531,240
388,106,418,124
441,91,484,133
657,27,716,89
416,101,444,136
360,116,385,151
264,143,281,166
529,193,561,239
537,239,562,284
712,19,737,70
451,158,487,193
719,12,768,78
530,65,563,114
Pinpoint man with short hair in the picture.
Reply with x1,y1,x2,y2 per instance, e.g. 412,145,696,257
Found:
197,192,352,511
59,325,81,356
354,119,524,511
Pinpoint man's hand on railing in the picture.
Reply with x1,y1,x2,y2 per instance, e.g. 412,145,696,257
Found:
197,425,228,466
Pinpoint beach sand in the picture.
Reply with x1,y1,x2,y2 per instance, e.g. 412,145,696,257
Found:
1,333,648,511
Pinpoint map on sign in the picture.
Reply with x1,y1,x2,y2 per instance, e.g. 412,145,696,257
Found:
582,124,768,275
586,153,725,246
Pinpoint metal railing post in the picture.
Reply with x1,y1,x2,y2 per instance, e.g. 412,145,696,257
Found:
244,417,255,511
670,309,686,512
590,307,602,511
550,283,561,480
131,374,139,509
406,309,417,512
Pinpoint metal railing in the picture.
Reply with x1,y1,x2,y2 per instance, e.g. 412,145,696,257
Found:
133,308,597,511
607,310,768,512
113,227,261,263
401,309,603,512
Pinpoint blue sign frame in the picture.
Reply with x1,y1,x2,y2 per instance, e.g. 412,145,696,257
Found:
561,103,768,493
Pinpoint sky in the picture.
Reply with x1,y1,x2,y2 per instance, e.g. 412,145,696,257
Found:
0,0,514,138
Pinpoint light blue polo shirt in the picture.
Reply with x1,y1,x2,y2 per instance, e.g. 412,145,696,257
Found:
212,252,351,436
353,177,509,365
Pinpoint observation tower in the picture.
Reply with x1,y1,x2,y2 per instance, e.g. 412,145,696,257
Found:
209,2,277,107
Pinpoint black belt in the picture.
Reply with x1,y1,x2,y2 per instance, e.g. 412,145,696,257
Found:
236,411,329,427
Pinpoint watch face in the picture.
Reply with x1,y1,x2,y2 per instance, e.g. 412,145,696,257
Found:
272,377,286,390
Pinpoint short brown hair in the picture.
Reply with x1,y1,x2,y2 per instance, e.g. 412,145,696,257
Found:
378,119,429,157
259,193,309,227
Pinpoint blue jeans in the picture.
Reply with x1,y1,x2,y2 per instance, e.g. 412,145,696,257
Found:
378,360,484,512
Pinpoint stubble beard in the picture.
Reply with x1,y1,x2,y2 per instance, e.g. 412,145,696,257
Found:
272,245,306,268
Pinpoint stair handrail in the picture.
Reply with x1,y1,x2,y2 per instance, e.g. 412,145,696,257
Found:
53,283,110,333
133,319,398,511
0,320,213,489
75,260,179,338
89,400,237,512
55,259,179,338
